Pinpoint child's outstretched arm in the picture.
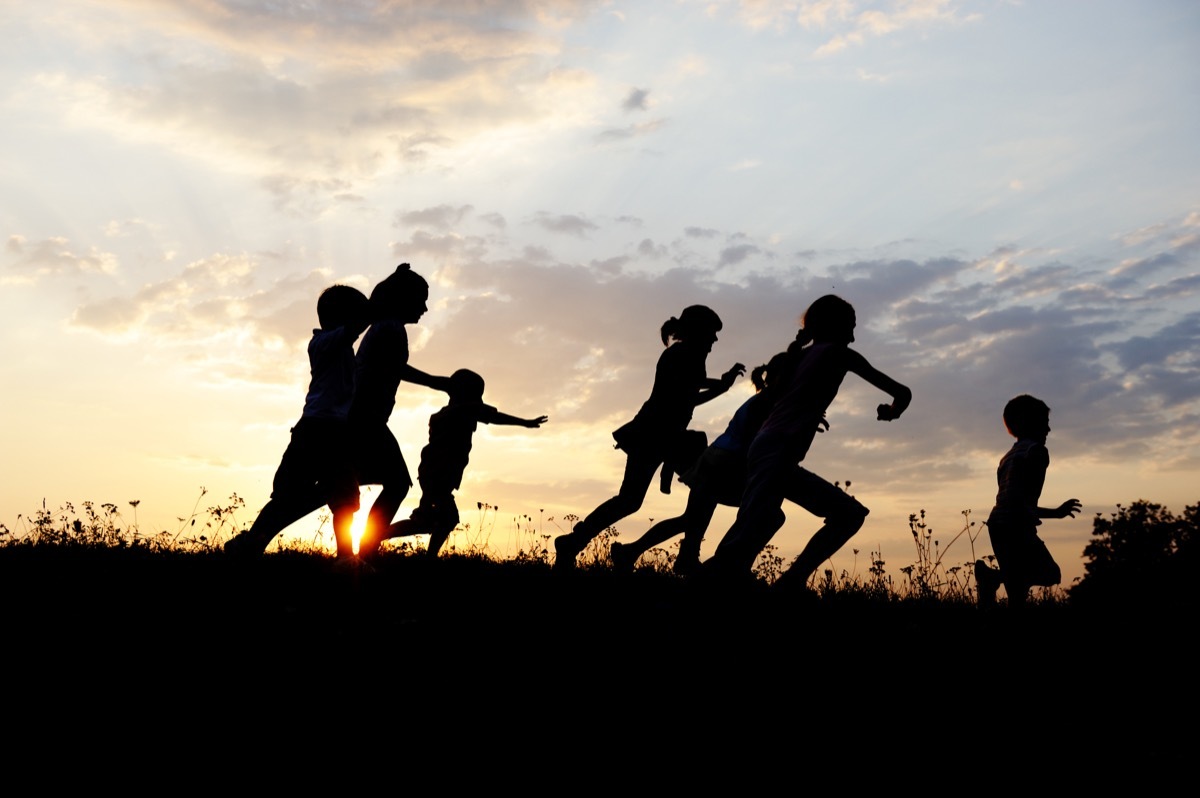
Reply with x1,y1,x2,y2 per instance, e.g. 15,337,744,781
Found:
846,351,912,421
482,408,549,429
1039,498,1082,519
402,365,453,393
695,362,746,406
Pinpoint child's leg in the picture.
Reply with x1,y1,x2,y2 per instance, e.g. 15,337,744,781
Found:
332,505,356,559
425,496,459,557
556,453,659,569
576,454,661,538
776,467,869,588
612,496,713,573
710,437,793,575
228,430,331,555
354,426,413,556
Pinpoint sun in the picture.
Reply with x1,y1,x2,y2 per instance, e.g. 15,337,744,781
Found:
349,507,370,556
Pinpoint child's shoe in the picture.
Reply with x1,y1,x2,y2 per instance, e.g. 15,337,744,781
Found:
975,559,1000,607
427,529,450,558
673,539,702,576
554,532,584,571
224,531,265,559
610,541,637,574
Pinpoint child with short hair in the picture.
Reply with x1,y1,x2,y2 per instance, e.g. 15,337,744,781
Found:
227,284,370,558
359,368,547,558
976,395,1081,607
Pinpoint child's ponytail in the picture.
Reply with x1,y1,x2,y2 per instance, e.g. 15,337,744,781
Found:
660,316,681,346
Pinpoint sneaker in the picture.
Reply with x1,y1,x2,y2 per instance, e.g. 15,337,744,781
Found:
673,553,701,577
224,532,265,559
554,533,584,571
427,529,450,558
674,539,702,576
975,559,1000,607
610,541,637,574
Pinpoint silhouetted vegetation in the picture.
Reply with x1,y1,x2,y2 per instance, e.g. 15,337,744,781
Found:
1073,499,1198,607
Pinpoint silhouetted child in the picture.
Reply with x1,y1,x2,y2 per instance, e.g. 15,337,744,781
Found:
708,295,911,586
611,352,823,575
226,285,370,558
361,369,547,558
976,395,1081,608
351,263,452,556
554,305,745,570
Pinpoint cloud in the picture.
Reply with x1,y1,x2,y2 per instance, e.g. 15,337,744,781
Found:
394,204,475,230
16,1,605,208
4,236,119,280
595,118,667,143
532,213,599,237
622,87,649,111
638,238,668,258
717,243,761,268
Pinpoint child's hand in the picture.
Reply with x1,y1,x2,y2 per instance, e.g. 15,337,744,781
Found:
816,414,830,434
876,403,901,421
722,363,747,385
1055,499,1082,519
526,415,549,428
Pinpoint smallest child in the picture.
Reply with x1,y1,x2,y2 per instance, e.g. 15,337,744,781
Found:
977,395,1081,607
359,369,548,558
227,284,370,559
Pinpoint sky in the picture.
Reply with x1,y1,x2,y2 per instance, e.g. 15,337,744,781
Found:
2,0,1198,589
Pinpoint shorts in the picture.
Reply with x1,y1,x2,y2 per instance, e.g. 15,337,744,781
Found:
271,417,359,511
987,516,1061,587
410,492,460,534
351,421,413,490
680,445,745,507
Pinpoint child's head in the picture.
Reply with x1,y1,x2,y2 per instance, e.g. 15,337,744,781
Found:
1003,394,1051,441
800,295,856,344
316,284,370,331
448,369,486,402
370,262,429,324
751,351,791,392
661,305,723,347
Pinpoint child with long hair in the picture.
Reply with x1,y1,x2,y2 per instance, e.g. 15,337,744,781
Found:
708,295,911,587
554,305,745,571
610,352,819,575
351,264,452,556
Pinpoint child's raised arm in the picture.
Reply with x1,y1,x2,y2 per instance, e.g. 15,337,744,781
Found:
695,362,746,406
846,350,912,421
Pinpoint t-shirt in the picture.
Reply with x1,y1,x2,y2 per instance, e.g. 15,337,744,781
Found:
300,326,357,421
988,438,1049,529
756,342,850,459
711,392,770,454
613,340,708,454
349,319,409,425
417,401,498,493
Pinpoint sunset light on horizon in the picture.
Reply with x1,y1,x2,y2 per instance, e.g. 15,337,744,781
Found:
2,1,1198,589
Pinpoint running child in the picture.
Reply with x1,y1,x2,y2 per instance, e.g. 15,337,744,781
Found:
610,352,826,575
226,284,370,558
976,395,1081,607
708,295,911,586
352,263,453,557
554,305,745,571
359,369,548,558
